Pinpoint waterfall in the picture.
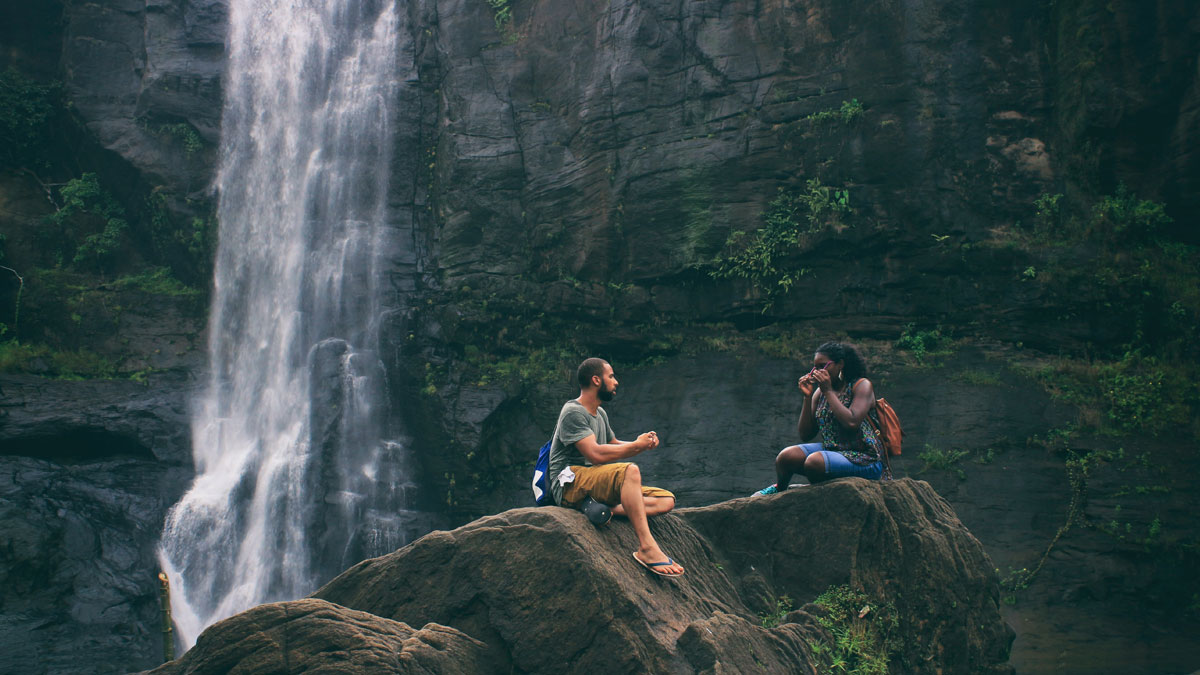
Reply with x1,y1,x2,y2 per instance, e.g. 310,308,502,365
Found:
158,0,419,648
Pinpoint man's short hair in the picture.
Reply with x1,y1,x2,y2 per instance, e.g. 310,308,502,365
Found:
577,358,609,389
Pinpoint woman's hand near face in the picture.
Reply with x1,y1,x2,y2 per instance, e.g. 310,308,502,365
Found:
798,374,816,397
811,368,833,392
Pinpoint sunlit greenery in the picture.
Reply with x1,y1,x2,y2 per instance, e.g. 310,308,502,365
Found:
804,98,864,126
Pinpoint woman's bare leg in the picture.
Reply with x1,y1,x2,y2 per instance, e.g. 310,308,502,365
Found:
774,445,810,489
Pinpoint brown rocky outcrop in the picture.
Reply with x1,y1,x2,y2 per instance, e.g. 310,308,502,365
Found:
304,478,1008,673
145,598,491,674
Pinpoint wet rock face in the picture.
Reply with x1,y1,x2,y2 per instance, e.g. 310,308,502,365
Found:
410,0,1198,319
153,479,1011,673
0,374,194,465
417,0,1043,315
61,0,226,193
0,375,194,675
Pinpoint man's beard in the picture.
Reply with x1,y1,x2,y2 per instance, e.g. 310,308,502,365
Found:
598,384,616,401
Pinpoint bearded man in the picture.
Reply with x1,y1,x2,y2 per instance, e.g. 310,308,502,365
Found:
546,357,684,577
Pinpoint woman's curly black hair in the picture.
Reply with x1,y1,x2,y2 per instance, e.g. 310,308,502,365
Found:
816,341,869,382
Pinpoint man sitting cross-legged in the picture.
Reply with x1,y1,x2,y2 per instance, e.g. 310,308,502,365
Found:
547,357,684,577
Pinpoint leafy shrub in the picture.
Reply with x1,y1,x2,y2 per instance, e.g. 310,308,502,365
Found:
759,595,793,628
1034,192,1062,229
805,99,864,126
711,180,850,308
1096,354,1170,433
918,444,969,479
1089,184,1173,242
47,173,129,274
810,585,899,674
1033,351,1191,436
160,123,204,156
1014,189,1195,355
0,69,59,170
895,324,952,364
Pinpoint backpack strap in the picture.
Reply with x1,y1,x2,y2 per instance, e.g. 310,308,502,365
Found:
854,378,894,479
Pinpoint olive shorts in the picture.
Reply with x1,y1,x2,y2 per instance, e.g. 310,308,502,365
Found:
561,462,675,508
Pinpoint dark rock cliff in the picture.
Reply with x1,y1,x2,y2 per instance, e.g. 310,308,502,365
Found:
1,1,217,671
149,479,1014,674
0,374,195,674
391,0,1200,530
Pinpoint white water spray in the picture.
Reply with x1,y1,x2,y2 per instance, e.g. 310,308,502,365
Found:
159,0,420,648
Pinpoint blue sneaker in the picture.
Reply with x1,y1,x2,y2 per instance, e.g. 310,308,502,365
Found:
754,484,780,496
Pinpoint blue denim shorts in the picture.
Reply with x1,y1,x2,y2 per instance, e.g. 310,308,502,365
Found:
799,442,884,480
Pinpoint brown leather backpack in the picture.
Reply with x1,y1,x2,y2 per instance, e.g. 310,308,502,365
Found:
870,397,903,457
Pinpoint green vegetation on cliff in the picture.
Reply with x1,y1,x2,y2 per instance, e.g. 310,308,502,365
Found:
0,60,215,379
803,99,865,126
0,68,60,171
711,179,852,309
0,340,119,380
1007,186,1198,437
46,173,129,274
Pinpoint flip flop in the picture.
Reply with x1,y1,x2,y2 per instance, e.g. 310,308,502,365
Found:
633,552,685,577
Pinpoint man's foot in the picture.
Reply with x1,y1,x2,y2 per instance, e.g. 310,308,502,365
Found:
754,484,780,496
633,551,684,577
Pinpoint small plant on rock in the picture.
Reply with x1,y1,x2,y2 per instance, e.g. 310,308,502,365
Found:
804,99,864,126
811,585,899,674
896,324,953,365
917,444,969,480
760,594,793,628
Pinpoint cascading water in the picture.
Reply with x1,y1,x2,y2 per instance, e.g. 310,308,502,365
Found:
158,0,421,648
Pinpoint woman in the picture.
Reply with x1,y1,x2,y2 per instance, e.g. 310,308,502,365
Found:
755,341,889,495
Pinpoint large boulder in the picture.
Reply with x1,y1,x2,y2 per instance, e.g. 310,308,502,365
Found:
284,478,1013,674
144,598,490,674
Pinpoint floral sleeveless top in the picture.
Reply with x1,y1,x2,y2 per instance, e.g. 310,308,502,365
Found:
815,378,885,468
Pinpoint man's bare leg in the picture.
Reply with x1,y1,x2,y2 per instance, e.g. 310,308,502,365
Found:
612,495,674,517
620,464,684,575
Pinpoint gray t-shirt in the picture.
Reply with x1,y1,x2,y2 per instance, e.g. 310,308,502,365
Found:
548,400,616,505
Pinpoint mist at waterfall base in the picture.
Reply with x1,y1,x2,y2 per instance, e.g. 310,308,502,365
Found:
157,0,424,649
